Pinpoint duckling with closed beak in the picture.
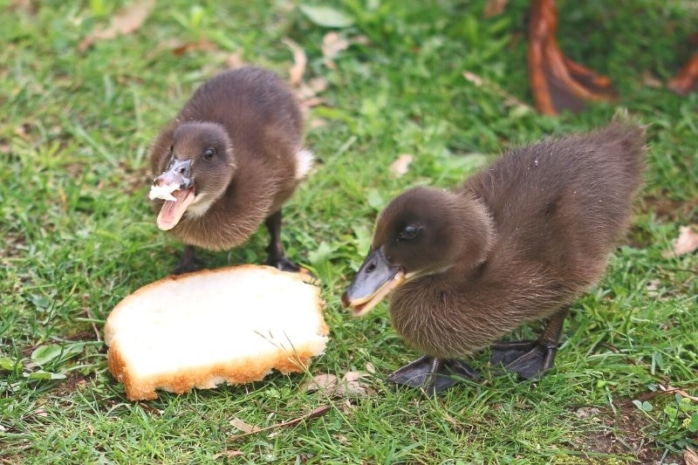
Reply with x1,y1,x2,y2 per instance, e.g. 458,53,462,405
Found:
342,123,644,393
148,66,312,274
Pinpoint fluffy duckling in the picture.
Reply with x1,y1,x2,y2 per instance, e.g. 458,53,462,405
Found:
342,123,644,393
148,67,312,274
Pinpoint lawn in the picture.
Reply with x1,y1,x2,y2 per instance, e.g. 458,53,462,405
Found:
1,0,697,463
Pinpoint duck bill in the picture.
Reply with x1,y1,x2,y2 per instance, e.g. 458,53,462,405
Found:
152,159,195,231
342,246,406,317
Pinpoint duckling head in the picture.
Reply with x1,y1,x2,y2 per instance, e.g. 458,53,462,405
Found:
342,186,493,317
152,122,236,231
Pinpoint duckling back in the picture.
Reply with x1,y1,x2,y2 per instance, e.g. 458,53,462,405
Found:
465,122,645,290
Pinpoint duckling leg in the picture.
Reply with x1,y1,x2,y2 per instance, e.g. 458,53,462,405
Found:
490,306,569,379
528,0,616,115
173,245,204,275
264,210,300,272
388,355,480,394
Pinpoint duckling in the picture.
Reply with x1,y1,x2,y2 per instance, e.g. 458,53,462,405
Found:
148,66,312,274
342,123,644,393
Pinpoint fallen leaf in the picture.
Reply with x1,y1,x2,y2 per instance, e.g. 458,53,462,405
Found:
483,0,508,17
10,0,35,13
365,362,376,374
212,450,244,460
658,384,698,402
322,32,350,69
230,418,259,434
225,53,245,69
303,373,338,393
641,69,663,88
686,447,698,465
574,407,600,419
299,4,354,28
389,154,414,177
336,371,372,397
662,225,698,258
303,371,373,398
170,38,217,56
229,405,330,442
283,38,307,87
296,76,329,106
309,118,327,129
463,71,533,113
79,0,155,52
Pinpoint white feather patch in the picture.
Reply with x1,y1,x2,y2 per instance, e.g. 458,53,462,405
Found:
294,149,314,180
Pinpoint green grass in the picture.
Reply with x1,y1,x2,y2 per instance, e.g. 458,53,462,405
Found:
1,0,697,463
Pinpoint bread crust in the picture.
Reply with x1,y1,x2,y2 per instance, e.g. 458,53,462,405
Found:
105,265,327,401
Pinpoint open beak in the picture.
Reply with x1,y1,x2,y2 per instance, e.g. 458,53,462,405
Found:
152,159,195,231
341,246,406,317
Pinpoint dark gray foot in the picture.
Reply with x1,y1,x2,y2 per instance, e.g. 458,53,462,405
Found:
491,306,569,379
265,255,301,273
173,246,203,275
490,340,558,379
388,355,480,394
264,209,304,273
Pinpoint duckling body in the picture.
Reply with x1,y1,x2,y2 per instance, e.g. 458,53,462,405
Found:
343,123,644,392
148,67,312,273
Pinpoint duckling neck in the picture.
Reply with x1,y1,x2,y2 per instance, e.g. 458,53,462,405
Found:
451,193,495,275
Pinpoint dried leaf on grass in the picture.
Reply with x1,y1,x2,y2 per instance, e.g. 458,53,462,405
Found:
483,0,508,17
212,450,244,460
299,4,354,28
658,384,698,402
283,38,307,87
686,447,698,465
170,38,217,57
230,418,260,434
662,225,698,258
641,70,663,88
228,405,330,442
303,371,373,398
322,32,350,69
225,53,245,69
463,71,533,113
296,77,330,110
389,154,414,178
79,0,155,52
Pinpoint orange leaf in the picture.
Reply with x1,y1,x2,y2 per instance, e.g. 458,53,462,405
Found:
283,38,307,87
663,225,698,257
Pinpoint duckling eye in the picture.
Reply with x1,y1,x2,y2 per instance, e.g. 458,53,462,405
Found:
397,224,420,242
202,147,215,160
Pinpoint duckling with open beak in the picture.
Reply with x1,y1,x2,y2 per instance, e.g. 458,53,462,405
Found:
343,123,645,393
148,67,312,274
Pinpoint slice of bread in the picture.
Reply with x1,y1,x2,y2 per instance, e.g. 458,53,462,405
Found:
105,265,328,401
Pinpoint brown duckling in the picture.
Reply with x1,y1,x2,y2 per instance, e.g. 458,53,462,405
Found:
148,66,312,274
342,123,644,393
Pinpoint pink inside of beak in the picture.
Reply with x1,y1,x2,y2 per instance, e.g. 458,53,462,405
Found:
156,188,195,231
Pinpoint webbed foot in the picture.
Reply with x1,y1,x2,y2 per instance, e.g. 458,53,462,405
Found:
490,340,558,379
388,355,480,394
490,306,569,379
266,255,302,273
